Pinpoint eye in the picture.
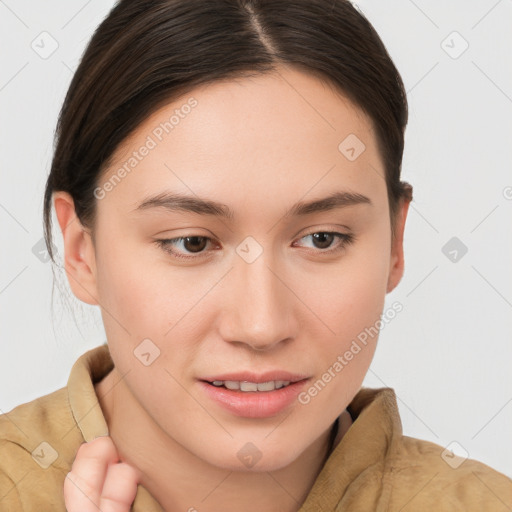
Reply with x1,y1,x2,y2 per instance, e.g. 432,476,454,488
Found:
155,236,216,260
155,230,355,261
292,231,355,255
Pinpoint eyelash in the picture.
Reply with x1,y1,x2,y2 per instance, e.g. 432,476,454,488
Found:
154,231,355,261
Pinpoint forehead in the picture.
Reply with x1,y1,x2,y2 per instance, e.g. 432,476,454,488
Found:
97,65,386,218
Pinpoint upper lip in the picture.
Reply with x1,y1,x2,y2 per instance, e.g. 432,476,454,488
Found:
201,371,310,383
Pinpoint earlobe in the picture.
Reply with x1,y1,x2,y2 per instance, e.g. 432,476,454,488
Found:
53,191,99,306
386,197,411,294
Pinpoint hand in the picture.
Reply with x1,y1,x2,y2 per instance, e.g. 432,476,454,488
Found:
64,435,140,512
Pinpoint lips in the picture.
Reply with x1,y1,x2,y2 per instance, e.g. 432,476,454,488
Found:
198,369,311,417
199,378,310,418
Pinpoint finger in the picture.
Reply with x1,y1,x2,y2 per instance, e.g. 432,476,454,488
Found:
64,470,103,512
99,462,140,512
64,436,120,511
72,436,120,495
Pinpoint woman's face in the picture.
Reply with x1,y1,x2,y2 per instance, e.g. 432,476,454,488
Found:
71,66,407,471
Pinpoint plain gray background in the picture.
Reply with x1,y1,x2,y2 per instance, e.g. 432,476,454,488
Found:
1,0,511,478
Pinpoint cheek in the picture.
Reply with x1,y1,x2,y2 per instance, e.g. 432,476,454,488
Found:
94,233,202,335
93,236,219,384
305,226,391,340
296,227,391,394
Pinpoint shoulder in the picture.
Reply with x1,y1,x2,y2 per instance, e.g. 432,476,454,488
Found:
0,387,85,511
387,435,512,511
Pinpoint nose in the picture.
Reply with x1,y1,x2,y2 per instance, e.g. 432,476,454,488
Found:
218,250,296,352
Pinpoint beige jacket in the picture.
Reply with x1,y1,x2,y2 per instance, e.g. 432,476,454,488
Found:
0,343,510,511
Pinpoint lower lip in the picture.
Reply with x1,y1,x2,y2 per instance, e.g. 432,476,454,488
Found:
199,379,310,418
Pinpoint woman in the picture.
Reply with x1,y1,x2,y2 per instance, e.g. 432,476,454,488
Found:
1,1,510,510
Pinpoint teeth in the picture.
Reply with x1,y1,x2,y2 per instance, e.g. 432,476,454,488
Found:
257,381,275,392
210,380,292,392
240,381,258,392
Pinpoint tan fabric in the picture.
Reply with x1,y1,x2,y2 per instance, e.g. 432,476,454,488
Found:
0,343,510,511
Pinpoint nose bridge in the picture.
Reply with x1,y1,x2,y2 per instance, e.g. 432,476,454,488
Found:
224,248,291,350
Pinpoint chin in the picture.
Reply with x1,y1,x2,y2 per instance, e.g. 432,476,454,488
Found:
202,439,303,473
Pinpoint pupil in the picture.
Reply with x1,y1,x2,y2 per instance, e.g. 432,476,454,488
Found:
313,232,333,249
184,236,207,253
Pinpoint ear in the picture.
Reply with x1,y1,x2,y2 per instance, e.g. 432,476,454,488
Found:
53,191,99,305
386,196,411,294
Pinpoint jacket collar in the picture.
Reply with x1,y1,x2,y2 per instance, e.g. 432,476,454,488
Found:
298,387,403,510
67,342,112,442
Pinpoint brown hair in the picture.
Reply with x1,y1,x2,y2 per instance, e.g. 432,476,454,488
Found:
43,0,413,265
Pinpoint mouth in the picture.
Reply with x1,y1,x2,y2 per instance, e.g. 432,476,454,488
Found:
203,379,293,392
198,377,311,418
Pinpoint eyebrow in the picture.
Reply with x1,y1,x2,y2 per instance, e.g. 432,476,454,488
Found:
133,190,372,220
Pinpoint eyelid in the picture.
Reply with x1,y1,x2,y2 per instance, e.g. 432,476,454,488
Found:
293,230,355,253
154,236,218,261
295,224,352,239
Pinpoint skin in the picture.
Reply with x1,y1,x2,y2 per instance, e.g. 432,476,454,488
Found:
56,64,411,511
64,436,140,511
